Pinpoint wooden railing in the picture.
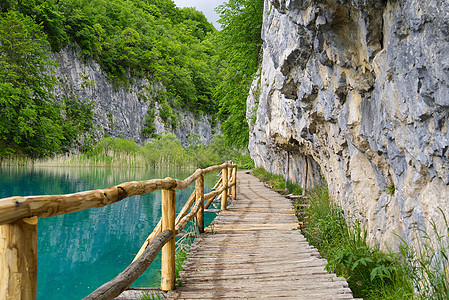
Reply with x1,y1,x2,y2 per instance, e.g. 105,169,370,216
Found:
0,162,237,300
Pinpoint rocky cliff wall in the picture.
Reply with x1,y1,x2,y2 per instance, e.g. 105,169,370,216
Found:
52,47,215,146
248,0,449,248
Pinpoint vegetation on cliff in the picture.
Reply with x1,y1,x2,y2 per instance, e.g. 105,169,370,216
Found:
214,0,264,148
1,0,218,111
0,0,222,158
0,10,93,157
0,0,265,159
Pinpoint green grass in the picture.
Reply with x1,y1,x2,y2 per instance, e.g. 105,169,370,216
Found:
252,167,302,195
299,185,449,299
140,289,166,300
255,167,449,299
295,185,413,299
396,209,449,300
1,134,254,169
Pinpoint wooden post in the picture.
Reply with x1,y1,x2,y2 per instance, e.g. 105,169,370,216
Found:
195,174,204,233
0,217,38,300
303,155,308,196
221,166,228,210
161,188,176,291
232,167,237,201
285,151,290,190
227,166,232,196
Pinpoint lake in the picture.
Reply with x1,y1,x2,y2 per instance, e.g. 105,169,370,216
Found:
0,166,219,300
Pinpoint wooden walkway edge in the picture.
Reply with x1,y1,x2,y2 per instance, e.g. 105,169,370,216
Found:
167,171,355,299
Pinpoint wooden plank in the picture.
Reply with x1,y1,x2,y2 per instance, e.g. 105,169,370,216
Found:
208,223,300,232
203,209,220,213
169,171,354,299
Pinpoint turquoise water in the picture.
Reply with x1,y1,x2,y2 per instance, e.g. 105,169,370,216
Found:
0,166,218,300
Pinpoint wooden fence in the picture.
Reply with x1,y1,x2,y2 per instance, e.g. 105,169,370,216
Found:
0,162,237,300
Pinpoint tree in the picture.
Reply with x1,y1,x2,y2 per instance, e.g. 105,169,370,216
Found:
214,0,264,149
0,11,92,157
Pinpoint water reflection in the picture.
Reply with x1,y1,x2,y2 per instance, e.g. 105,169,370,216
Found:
0,166,218,300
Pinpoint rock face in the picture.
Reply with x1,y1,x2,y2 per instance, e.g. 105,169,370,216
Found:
52,47,215,146
248,0,449,248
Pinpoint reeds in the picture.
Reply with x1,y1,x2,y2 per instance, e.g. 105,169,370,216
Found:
1,134,254,169
396,208,449,300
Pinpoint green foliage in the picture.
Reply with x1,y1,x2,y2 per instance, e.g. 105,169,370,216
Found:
89,137,139,155
252,167,303,195
397,209,449,300
298,185,413,299
140,290,166,300
239,162,254,170
253,167,285,190
143,102,157,138
0,10,93,157
1,0,223,158
215,0,264,148
142,133,187,167
7,0,219,115
287,180,303,195
26,134,255,169
387,184,396,194
298,185,449,299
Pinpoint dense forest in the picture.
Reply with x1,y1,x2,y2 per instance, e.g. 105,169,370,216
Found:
0,0,263,158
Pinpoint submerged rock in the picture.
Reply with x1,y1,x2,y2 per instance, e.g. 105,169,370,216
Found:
249,0,449,248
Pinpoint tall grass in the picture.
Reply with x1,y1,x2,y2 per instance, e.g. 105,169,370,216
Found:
299,185,449,299
252,167,302,195
255,167,449,299
0,134,254,169
397,209,449,300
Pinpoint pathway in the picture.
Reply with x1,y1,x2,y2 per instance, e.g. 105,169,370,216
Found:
168,171,355,299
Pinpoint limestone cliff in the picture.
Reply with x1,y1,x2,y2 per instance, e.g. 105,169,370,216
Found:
248,0,449,248
52,47,215,146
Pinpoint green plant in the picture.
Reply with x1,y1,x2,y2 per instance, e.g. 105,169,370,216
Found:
397,208,449,300
215,0,264,148
252,167,285,190
142,108,157,138
140,289,166,300
387,184,395,194
0,10,94,158
240,162,254,170
252,167,304,195
297,185,413,299
286,180,302,195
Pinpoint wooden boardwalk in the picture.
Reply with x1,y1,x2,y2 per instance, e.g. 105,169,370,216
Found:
168,171,355,299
